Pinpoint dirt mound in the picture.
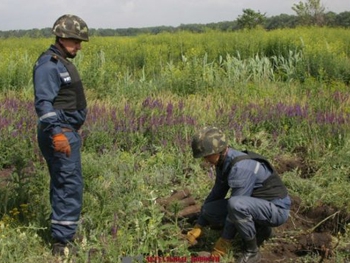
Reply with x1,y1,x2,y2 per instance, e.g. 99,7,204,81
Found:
157,188,350,262
274,153,317,179
259,195,346,263
140,150,350,263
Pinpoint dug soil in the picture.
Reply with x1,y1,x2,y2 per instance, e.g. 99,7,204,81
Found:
255,153,350,262
257,194,350,263
181,152,350,263
186,193,350,263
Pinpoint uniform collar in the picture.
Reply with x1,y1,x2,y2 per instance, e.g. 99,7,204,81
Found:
49,44,65,58
217,148,233,172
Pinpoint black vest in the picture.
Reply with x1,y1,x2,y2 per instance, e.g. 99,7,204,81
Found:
229,150,288,201
44,51,87,111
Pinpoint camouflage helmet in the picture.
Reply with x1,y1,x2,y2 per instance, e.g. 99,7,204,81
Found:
191,126,228,158
52,14,89,41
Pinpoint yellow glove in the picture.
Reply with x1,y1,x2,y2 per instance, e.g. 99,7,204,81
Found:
53,133,71,157
211,237,232,257
186,224,202,246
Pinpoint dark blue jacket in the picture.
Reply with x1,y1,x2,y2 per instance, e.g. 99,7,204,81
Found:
33,45,87,135
197,148,290,225
204,148,271,203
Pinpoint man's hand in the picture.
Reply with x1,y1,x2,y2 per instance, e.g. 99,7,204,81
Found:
186,224,202,246
53,133,71,157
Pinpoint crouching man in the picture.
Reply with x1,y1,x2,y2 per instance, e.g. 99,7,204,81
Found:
187,126,291,263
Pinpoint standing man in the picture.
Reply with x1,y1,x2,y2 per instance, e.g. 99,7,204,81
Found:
187,126,291,263
33,14,89,256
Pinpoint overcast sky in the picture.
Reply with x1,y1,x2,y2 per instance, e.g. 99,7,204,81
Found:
0,0,348,31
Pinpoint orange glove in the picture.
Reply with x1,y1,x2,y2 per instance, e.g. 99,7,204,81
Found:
211,237,232,257
53,133,71,157
186,224,202,246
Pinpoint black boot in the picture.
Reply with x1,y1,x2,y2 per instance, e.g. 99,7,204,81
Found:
256,226,273,247
237,238,261,263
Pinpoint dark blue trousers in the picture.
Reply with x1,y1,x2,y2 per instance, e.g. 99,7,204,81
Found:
37,127,83,243
201,195,291,240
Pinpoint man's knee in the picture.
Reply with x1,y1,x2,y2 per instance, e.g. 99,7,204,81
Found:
201,202,227,227
227,196,247,213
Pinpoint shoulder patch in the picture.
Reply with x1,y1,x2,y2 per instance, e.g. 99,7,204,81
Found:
50,55,59,63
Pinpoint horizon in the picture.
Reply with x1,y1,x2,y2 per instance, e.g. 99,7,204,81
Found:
0,0,348,31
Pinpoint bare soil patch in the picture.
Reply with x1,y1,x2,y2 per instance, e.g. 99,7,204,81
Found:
159,153,350,262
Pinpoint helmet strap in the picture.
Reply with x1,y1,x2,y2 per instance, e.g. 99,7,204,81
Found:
216,148,227,167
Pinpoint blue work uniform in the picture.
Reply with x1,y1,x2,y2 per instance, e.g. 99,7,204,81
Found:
197,148,291,241
33,45,87,243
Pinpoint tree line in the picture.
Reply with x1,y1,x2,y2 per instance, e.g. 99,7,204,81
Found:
1,2,349,38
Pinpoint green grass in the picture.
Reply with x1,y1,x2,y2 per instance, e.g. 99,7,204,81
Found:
0,28,350,262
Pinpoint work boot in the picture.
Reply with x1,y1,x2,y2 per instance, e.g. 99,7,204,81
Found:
52,241,78,257
237,238,261,263
256,226,273,247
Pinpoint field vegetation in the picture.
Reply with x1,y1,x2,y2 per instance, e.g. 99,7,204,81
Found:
0,27,350,262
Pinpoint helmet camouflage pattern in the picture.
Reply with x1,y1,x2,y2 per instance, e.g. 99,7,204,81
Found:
191,126,228,158
52,14,89,41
